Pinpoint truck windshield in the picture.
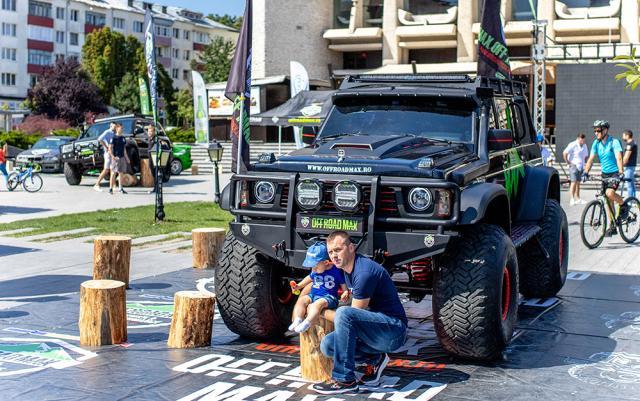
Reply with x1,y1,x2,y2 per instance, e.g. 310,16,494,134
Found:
319,96,476,143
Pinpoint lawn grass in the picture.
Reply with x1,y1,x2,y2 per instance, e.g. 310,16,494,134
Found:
0,201,233,239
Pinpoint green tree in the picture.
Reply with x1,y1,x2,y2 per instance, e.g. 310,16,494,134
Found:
157,64,177,125
614,50,640,91
191,36,235,83
174,87,194,128
112,72,141,114
208,14,242,29
82,27,145,104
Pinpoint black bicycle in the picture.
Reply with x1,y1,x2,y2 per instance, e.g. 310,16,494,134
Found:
580,177,640,248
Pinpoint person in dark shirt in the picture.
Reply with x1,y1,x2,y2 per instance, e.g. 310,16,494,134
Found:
108,123,130,194
312,231,407,395
623,129,637,198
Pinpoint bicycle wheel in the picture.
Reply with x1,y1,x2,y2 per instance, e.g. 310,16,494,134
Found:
619,197,640,244
22,173,43,193
7,172,19,191
580,199,607,249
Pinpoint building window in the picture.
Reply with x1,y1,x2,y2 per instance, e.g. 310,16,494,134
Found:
56,6,65,19
183,70,189,80
29,0,52,18
2,23,17,37
333,0,351,28
1,48,17,61
68,52,79,61
28,49,52,65
172,48,179,58
562,0,610,7
86,12,106,26
70,9,78,21
183,50,190,60
195,31,208,43
2,0,16,11
133,21,144,33
511,0,537,20
404,0,457,15
183,30,190,40
155,26,169,37
55,53,65,62
343,51,382,69
30,74,40,87
28,25,53,42
113,17,125,29
172,28,179,38
364,0,383,27
172,68,178,79
1,73,17,86
70,32,79,46
55,30,65,43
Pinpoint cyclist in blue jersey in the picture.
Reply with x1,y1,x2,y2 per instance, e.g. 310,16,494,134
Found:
583,120,628,235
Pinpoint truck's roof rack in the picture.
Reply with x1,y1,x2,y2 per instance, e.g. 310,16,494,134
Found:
341,74,527,97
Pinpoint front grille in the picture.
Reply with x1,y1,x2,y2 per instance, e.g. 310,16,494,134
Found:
280,184,289,208
378,186,399,216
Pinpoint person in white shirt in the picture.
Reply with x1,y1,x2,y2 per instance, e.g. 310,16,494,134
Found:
563,133,589,205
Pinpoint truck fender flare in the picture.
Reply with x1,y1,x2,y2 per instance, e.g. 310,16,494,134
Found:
514,166,560,223
459,183,511,235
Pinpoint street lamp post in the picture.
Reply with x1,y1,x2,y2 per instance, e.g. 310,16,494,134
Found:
207,141,224,203
149,145,170,222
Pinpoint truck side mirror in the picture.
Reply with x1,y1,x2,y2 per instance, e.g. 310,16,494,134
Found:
488,129,513,151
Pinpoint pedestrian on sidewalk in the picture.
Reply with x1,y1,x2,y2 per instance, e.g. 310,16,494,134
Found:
622,129,637,199
0,141,9,190
93,121,116,192
563,133,589,205
108,123,130,195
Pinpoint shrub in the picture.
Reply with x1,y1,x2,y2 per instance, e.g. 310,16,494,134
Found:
166,128,195,143
17,115,70,135
0,131,42,149
51,128,81,138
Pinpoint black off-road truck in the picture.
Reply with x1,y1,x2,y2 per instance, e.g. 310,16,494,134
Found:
60,114,173,185
216,75,568,361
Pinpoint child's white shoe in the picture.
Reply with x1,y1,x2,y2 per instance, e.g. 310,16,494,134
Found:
294,320,311,333
288,317,303,331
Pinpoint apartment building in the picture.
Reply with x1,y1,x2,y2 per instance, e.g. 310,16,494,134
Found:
0,0,237,110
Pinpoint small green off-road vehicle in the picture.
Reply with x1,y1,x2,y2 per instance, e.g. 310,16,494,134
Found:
216,75,568,360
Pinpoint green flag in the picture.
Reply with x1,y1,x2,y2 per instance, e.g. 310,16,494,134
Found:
138,77,151,116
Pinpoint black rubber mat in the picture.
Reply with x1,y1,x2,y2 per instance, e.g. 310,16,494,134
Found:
1,268,639,400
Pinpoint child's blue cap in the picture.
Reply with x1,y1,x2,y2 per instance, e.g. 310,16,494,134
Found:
303,242,330,268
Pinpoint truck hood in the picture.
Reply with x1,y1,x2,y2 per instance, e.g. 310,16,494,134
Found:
252,135,475,178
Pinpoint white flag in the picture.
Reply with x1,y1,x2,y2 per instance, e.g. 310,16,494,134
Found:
290,61,309,149
192,71,209,144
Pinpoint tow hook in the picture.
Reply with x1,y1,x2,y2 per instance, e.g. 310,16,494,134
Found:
272,241,286,259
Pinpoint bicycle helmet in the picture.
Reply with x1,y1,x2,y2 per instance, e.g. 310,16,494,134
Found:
593,120,610,129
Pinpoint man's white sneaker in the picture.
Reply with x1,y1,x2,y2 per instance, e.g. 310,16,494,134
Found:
569,198,576,206
93,185,102,192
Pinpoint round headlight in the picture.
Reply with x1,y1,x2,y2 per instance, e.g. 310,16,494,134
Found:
254,181,276,203
333,181,361,212
296,180,322,209
408,188,432,212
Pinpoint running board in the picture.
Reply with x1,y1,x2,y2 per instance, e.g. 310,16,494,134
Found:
511,224,541,248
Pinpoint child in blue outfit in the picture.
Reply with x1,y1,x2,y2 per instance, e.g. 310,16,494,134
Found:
289,242,349,333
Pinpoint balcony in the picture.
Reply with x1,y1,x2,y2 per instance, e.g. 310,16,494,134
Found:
472,21,534,47
193,42,205,51
27,64,48,74
396,8,458,49
553,0,621,43
27,39,54,52
156,36,171,47
157,56,171,69
323,27,383,52
27,15,54,28
85,24,104,34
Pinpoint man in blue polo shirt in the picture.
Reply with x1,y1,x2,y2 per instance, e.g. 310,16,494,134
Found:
311,231,407,395
584,120,628,234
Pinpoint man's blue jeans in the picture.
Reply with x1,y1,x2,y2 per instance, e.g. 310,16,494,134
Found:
625,166,636,199
320,307,407,382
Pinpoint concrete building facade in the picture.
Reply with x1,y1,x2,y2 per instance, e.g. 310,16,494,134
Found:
0,0,237,110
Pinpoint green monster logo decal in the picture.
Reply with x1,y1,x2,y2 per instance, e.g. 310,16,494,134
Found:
504,148,525,199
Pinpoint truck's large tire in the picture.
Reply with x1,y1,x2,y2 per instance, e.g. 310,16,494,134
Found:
433,224,519,360
518,199,568,298
63,163,82,185
215,231,293,339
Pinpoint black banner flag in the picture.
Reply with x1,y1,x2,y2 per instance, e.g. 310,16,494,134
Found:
478,0,511,79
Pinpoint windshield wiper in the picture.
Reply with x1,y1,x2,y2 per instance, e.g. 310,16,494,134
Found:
390,133,452,145
316,132,362,142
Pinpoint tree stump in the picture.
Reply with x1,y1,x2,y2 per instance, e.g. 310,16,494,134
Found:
191,165,199,175
140,158,155,187
192,228,225,269
167,291,215,348
300,316,334,382
79,280,127,346
93,235,131,287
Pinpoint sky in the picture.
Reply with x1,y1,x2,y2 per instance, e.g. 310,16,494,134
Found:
152,0,245,16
